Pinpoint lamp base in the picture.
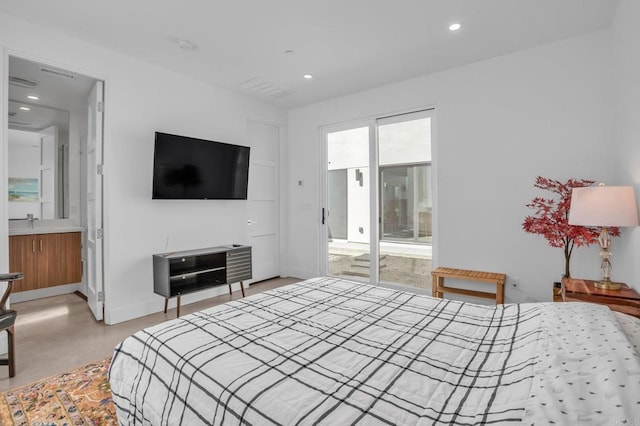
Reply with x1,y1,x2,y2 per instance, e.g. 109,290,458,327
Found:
594,279,623,291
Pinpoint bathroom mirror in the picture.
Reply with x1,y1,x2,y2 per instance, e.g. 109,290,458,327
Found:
8,114,69,219
7,55,94,221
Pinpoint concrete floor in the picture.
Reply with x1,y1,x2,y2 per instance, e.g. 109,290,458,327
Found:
329,240,432,288
0,276,300,392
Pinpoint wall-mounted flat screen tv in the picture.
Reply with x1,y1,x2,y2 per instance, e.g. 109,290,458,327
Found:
152,132,250,200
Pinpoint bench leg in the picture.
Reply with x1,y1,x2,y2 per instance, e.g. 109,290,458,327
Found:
228,284,232,296
497,283,505,304
432,275,438,298
432,275,445,299
240,281,245,298
176,295,181,318
164,298,168,314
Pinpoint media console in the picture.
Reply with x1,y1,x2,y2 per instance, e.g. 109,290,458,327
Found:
153,244,252,317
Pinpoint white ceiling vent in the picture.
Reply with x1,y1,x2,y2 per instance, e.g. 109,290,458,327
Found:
238,77,292,99
9,76,38,88
9,120,33,127
40,66,76,80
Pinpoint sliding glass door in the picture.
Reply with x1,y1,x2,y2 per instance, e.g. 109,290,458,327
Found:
326,125,371,279
324,110,433,289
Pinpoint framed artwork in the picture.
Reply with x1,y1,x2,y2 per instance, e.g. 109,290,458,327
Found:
8,177,39,202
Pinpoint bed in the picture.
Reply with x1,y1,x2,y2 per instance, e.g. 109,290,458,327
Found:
109,276,640,425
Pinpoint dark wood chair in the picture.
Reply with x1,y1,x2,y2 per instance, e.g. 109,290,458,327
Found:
0,272,23,377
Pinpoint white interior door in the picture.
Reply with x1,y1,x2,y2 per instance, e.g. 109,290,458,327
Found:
39,125,57,219
247,120,280,282
86,81,104,320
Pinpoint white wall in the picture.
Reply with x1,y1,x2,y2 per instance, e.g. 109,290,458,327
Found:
611,0,640,290
0,13,287,323
286,31,615,302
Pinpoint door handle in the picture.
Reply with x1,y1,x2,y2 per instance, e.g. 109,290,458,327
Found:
322,208,326,225
32,239,36,253
40,239,43,252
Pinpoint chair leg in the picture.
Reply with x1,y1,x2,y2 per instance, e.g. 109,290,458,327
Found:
7,326,15,378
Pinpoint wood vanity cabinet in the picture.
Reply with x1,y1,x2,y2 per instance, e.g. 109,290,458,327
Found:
9,232,82,292
8,235,38,292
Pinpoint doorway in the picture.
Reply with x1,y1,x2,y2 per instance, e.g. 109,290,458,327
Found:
5,54,105,320
323,110,434,289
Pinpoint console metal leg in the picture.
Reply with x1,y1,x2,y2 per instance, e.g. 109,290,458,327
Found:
228,284,232,296
164,298,168,314
176,295,181,318
240,281,245,298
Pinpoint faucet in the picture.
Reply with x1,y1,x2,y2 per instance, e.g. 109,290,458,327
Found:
26,214,37,229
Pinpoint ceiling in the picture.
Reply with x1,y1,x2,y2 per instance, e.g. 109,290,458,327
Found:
0,0,619,109
8,56,95,133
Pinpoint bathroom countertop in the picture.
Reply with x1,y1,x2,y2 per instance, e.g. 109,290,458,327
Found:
9,225,85,236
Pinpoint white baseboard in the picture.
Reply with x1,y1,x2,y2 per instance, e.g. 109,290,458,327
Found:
104,282,248,325
11,283,83,304
285,268,317,280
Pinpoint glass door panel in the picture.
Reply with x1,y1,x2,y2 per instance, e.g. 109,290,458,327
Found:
381,166,412,240
377,112,433,288
326,126,371,280
417,164,433,243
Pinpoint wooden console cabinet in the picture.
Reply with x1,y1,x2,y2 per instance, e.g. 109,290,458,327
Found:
153,244,252,317
9,232,82,292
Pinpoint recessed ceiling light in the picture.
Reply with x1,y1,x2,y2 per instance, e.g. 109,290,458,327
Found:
19,106,30,111
303,74,313,79
27,95,39,100
449,23,462,31
284,50,295,55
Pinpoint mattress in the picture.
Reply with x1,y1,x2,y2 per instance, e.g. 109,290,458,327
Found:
109,276,640,425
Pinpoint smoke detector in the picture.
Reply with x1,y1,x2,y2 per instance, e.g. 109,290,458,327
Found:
175,39,197,51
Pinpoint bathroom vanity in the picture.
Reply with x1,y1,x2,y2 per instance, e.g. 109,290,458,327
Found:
9,226,82,293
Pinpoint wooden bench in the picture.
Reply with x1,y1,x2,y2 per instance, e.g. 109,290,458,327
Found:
431,267,506,304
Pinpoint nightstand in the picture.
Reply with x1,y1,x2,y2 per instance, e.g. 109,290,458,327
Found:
560,277,640,318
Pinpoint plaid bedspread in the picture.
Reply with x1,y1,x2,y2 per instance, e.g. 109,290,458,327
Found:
109,277,640,425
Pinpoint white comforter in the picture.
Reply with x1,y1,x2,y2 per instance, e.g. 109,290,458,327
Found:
109,277,640,425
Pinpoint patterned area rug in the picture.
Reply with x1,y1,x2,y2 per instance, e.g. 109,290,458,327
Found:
0,357,117,425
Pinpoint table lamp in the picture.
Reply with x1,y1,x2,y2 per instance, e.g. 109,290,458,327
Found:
568,184,638,290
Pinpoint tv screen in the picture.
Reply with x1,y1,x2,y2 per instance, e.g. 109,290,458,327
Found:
152,132,250,200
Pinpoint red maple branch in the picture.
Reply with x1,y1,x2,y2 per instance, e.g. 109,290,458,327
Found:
522,176,620,278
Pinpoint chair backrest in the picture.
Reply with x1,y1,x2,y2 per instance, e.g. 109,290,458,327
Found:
0,273,24,311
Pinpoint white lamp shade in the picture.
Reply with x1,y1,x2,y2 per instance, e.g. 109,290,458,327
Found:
569,186,639,227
